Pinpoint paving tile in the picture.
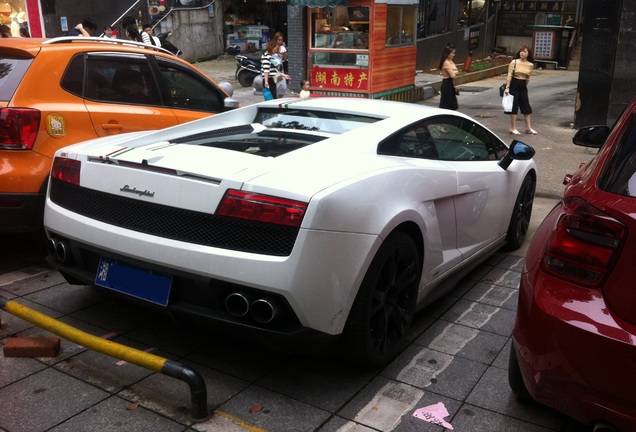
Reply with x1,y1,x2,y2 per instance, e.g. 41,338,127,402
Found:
0,297,63,339
53,335,166,393
495,254,525,272
119,360,250,425
69,299,162,333
382,344,488,401
337,375,462,432
481,265,522,290
124,319,215,358
256,355,378,412
413,320,509,365
24,282,109,315
0,367,108,432
213,384,330,432
448,403,560,432
185,337,288,382
0,351,47,387
440,298,516,337
466,365,565,430
462,280,519,311
48,395,187,432
0,268,66,296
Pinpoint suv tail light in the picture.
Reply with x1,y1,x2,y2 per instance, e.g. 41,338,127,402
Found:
0,108,40,150
51,157,81,185
542,197,626,287
217,189,307,227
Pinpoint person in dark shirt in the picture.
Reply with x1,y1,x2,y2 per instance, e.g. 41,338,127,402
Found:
68,18,96,37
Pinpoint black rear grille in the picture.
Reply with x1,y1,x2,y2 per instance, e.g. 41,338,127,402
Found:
49,177,298,256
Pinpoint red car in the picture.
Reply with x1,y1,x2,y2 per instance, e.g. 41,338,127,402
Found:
510,96,636,432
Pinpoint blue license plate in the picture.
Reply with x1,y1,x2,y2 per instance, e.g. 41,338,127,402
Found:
95,257,172,306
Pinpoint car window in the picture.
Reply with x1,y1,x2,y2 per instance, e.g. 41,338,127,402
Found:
61,54,161,106
378,120,439,159
425,116,503,161
254,108,379,134
0,57,34,101
156,59,224,113
598,113,636,196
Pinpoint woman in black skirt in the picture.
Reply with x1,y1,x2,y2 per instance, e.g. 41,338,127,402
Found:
439,45,458,110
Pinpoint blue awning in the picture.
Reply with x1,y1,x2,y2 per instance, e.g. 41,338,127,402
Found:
288,0,348,6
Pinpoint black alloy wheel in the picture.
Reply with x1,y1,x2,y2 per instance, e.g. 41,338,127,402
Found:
504,174,536,251
343,231,421,367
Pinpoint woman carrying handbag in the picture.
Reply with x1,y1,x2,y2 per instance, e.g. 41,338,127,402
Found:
504,45,537,135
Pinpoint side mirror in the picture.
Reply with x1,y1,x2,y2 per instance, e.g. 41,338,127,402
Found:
572,125,610,148
498,140,535,170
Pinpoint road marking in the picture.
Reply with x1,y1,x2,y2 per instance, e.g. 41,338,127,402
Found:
397,347,454,387
0,266,50,286
344,382,424,431
429,323,479,355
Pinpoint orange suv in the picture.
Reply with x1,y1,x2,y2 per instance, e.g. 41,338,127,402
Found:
0,37,237,232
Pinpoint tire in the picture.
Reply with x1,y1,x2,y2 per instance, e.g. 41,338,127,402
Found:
237,69,256,87
342,231,421,367
508,343,533,402
503,174,535,251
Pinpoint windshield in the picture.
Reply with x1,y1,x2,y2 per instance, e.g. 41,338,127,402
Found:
254,107,380,134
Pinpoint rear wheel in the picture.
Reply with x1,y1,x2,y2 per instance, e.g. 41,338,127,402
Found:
342,231,421,367
237,69,256,87
508,343,533,401
504,174,535,251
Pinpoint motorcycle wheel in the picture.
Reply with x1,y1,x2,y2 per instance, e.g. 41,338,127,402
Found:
237,69,257,87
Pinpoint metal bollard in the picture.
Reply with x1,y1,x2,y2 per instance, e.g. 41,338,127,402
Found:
0,296,209,420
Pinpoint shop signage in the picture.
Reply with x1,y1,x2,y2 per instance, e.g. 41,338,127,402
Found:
311,67,369,92
500,1,563,12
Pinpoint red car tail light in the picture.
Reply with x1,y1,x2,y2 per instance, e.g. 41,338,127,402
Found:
0,108,40,150
542,197,626,287
51,157,81,185
217,189,307,227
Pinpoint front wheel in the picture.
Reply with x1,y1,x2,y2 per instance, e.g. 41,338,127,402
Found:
504,174,535,251
237,69,257,87
342,231,421,367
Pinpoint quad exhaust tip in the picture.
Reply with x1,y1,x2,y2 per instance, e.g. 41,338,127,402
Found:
225,293,279,323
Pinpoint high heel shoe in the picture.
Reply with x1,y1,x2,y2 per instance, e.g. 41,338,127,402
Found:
526,129,537,134
509,129,521,135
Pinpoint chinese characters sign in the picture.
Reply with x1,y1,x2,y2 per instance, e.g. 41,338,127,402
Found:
500,1,562,12
311,67,369,92
533,31,555,58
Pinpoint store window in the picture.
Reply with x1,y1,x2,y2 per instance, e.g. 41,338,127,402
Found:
310,5,370,69
0,0,28,37
386,5,416,46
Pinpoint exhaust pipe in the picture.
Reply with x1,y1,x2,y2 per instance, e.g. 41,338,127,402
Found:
47,238,71,263
225,293,250,318
55,240,70,263
250,298,278,324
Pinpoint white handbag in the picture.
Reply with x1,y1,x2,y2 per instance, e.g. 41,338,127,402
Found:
502,93,514,113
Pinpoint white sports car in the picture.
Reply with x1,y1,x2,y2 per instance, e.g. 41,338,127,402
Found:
44,98,536,366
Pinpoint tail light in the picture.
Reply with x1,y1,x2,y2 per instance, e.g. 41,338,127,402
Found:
51,157,81,185
216,189,307,227
542,197,626,287
0,108,40,150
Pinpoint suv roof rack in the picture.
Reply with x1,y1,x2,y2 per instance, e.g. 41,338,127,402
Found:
43,36,175,56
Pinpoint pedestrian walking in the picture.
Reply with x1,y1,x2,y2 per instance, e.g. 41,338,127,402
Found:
504,45,537,135
438,45,458,110
261,39,290,100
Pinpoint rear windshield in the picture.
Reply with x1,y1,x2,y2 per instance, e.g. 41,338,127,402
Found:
182,129,327,158
0,57,33,101
254,107,380,134
599,112,636,196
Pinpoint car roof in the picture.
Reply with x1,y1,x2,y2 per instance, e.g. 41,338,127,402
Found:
0,36,176,58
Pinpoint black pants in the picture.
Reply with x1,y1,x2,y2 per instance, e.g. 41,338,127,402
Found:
439,78,458,110
264,76,277,99
508,78,532,115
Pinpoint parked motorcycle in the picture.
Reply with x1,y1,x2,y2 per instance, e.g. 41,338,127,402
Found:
157,32,182,56
234,53,261,87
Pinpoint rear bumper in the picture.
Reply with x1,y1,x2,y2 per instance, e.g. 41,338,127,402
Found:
0,192,45,232
512,268,636,430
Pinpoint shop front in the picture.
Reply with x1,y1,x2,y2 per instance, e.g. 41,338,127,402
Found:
0,0,42,37
299,0,419,100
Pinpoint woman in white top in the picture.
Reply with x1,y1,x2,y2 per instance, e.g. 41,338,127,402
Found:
272,32,288,74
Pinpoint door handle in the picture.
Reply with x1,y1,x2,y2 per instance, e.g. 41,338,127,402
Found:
101,123,123,131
